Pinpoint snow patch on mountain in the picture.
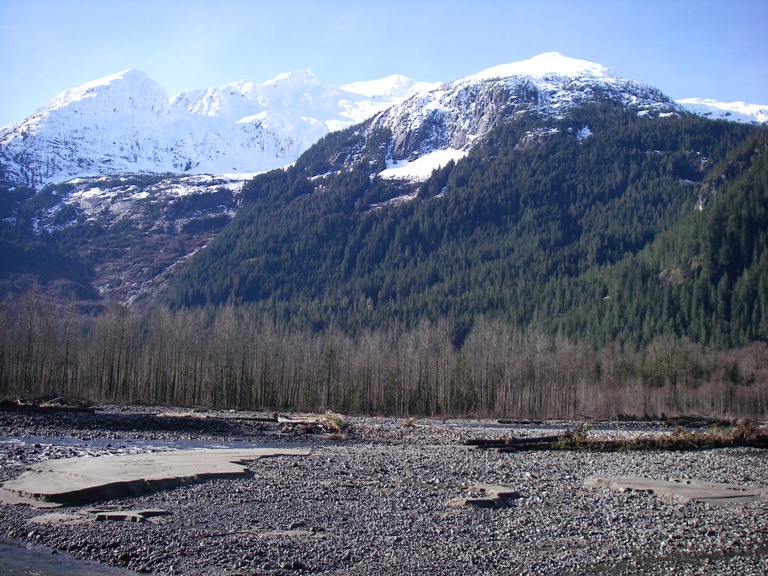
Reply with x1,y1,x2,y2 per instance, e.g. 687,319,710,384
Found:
577,125,593,140
379,148,467,181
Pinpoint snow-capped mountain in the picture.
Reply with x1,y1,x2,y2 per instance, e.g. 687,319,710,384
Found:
675,97,768,124
367,52,682,181
164,54,767,336
365,53,767,182
0,69,437,188
1,52,764,190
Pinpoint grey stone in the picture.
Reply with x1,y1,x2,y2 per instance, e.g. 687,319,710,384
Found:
448,483,522,507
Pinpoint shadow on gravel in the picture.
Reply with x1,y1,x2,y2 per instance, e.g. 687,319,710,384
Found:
1,396,352,443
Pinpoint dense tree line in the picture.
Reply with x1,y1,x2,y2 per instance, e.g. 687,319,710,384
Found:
1,295,765,418
167,105,766,351
533,132,768,349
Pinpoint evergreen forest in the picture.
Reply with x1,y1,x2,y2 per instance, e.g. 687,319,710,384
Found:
170,106,767,351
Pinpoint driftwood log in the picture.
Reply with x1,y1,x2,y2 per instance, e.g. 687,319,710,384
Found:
466,421,768,452
0,397,95,413
220,414,279,423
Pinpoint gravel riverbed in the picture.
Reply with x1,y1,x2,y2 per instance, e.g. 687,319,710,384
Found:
0,407,766,575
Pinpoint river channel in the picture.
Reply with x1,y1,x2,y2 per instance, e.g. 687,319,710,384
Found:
0,538,137,575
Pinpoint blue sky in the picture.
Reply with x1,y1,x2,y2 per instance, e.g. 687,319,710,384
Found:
1,0,766,128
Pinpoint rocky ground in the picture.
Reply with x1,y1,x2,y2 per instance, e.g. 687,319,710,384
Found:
0,406,767,575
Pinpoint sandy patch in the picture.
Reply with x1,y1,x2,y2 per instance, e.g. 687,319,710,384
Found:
1,448,308,506
586,476,768,506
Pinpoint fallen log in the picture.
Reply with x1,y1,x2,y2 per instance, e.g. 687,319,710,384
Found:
277,416,322,425
465,433,570,449
497,419,544,425
220,415,279,423
663,416,735,429
275,412,348,435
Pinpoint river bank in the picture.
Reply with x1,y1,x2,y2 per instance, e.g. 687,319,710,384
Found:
1,405,767,575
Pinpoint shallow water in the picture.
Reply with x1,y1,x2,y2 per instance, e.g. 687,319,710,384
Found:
0,435,312,452
0,538,136,575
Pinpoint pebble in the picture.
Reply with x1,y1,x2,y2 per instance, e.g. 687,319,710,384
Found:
0,410,767,575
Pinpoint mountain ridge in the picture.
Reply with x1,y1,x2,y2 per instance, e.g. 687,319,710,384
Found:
1,53,765,190
0,68,436,188
363,53,682,183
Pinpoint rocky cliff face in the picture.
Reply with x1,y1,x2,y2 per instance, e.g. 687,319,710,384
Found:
367,53,682,166
4,173,250,306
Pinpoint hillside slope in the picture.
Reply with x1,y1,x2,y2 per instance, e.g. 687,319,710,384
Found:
168,89,765,347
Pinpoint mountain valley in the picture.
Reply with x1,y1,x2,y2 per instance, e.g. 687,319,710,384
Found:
0,53,766,417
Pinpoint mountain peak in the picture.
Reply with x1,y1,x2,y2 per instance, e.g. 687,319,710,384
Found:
370,52,677,175
68,68,149,91
264,69,319,88
0,67,423,187
467,52,614,83
48,69,159,103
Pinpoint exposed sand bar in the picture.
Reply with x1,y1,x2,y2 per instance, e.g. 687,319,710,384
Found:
1,448,309,506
